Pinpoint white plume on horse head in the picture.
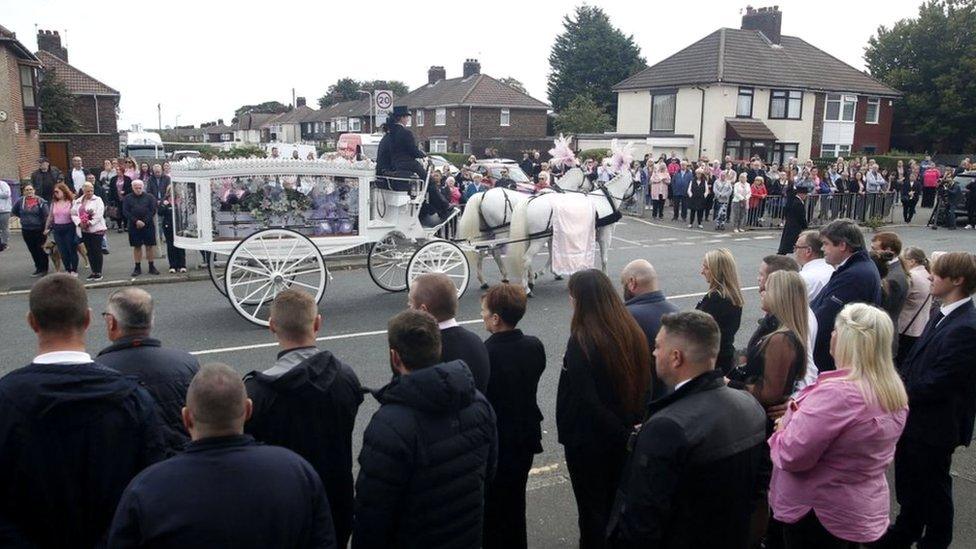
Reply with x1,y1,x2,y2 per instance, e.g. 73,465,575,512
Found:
548,134,576,169
609,139,634,174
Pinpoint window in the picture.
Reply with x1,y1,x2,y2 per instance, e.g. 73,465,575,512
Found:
771,143,799,166
415,110,424,126
500,108,510,126
436,108,446,126
338,118,349,132
651,93,676,131
736,87,754,118
430,138,447,153
769,89,802,119
820,143,852,158
462,142,472,155
824,93,856,122
863,145,877,154
349,118,362,132
865,97,880,124
20,66,36,108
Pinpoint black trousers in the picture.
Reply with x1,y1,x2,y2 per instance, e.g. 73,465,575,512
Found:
782,511,856,549
484,451,534,549
921,187,936,208
690,208,705,225
885,438,954,548
671,195,687,220
22,229,49,272
565,443,627,549
162,223,186,269
652,198,665,218
903,197,918,223
80,233,104,275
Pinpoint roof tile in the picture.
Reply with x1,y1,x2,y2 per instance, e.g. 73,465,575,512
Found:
35,50,119,96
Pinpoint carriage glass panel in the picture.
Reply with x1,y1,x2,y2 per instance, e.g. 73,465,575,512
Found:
211,174,360,239
172,181,199,238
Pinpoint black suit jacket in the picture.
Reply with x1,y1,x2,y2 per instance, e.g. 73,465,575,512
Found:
777,195,808,255
484,330,546,462
440,325,490,393
811,251,882,371
899,299,976,449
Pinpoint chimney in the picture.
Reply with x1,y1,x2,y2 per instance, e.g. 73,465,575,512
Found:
428,66,446,85
462,58,481,78
37,29,68,62
296,96,306,107
741,5,782,45
218,119,224,126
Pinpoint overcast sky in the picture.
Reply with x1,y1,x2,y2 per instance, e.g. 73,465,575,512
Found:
3,0,923,129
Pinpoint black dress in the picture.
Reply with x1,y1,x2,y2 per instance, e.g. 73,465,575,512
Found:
695,290,743,375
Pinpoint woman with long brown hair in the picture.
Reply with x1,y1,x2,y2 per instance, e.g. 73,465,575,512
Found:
557,269,650,549
44,182,78,276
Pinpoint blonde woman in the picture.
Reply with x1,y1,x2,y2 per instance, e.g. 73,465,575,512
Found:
648,162,670,219
696,249,744,374
729,271,808,410
731,172,751,232
769,303,907,546
895,246,932,364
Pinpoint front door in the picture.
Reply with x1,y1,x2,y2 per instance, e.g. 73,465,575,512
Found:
42,141,69,173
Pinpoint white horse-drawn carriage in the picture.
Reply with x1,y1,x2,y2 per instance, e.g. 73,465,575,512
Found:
170,139,636,326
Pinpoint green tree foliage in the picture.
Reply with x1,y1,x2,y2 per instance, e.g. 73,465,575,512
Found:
37,73,79,133
865,0,976,153
317,78,409,108
233,101,290,123
499,77,527,94
554,95,613,135
547,5,645,117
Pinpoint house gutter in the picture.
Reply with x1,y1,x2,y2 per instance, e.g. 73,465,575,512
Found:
694,86,706,159
93,94,100,133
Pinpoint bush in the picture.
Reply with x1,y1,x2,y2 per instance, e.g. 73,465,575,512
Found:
434,152,468,168
216,145,266,159
578,148,610,163
813,154,921,173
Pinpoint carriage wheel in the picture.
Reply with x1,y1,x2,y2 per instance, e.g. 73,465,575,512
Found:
207,251,229,296
368,231,414,292
225,229,327,327
407,240,470,298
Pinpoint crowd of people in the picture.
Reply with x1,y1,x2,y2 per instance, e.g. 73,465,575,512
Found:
6,155,187,279
2,214,974,548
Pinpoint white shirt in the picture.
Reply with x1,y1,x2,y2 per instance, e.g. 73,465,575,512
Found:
33,350,92,364
71,168,87,193
800,258,834,302
674,379,691,392
793,308,819,394
438,318,459,330
938,297,973,327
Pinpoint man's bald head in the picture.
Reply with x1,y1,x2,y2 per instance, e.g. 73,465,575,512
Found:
183,363,251,440
408,273,458,322
621,259,659,298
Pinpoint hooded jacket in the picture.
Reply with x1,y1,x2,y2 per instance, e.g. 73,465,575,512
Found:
353,360,497,549
96,336,199,455
0,361,166,548
245,349,363,548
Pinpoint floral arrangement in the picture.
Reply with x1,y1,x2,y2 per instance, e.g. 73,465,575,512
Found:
241,186,312,226
78,208,96,227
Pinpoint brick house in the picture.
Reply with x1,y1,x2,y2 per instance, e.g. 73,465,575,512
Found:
396,59,549,157
598,6,900,163
0,24,42,182
34,30,120,173
301,98,373,146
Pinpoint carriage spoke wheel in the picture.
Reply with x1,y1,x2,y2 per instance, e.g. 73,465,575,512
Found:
207,251,230,297
407,240,470,298
225,229,327,327
368,231,415,292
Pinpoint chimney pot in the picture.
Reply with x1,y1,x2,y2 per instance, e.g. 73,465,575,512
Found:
37,28,69,62
741,4,782,45
428,65,446,85
462,58,481,78
296,96,307,107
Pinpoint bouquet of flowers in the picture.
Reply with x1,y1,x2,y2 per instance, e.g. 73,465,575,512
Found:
79,208,96,228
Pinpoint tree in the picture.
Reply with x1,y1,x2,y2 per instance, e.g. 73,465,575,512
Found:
547,5,645,117
233,101,290,123
317,78,410,108
865,0,976,153
499,77,527,94
554,95,613,135
37,73,80,133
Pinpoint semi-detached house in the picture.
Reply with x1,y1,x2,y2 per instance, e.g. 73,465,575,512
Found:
583,6,900,163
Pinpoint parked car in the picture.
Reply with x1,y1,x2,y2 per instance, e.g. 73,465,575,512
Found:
429,155,459,177
337,133,383,161
170,150,201,161
471,161,535,192
952,170,974,223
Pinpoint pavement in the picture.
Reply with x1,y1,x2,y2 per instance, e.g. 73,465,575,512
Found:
1,209,975,546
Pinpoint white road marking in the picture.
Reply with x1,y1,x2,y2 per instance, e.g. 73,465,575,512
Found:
612,236,643,246
188,287,760,356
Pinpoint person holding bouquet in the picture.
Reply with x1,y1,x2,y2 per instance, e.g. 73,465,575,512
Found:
73,181,108,280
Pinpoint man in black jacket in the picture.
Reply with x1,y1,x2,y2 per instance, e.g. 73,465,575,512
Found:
621,259,677,400
122,180,160,276
409,272,490,392
30,156,61,202
777,186,808,255
606,311,766,548
810,219,882,371
353,309,497,549
96,288,199,455
0,274,165,548
109,363,336,548
882,252,976,549
245,290,363,548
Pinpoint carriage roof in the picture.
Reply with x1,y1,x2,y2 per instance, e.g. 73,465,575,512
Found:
169,157,377,179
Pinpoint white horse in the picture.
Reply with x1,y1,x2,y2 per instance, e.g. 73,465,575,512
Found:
508,170,635,294
457,187,530,289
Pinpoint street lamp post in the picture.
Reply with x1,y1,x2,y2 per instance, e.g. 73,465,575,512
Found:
357,89,373,132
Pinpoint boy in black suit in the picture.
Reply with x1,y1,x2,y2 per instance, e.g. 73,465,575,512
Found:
883,252,976,548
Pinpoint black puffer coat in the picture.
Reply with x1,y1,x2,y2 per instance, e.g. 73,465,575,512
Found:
352,360,497,549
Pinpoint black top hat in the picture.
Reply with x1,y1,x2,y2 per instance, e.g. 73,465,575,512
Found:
390,105,410,117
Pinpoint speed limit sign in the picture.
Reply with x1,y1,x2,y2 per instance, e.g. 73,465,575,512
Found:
374,90,393,118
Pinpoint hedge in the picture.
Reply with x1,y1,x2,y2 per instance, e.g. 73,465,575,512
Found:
813,154,922,173
432,152,468,168
578,149,610,163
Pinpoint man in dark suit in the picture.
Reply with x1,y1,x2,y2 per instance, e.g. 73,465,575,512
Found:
670,161,693,221
810,219,882,371
409,272,490,392
777,186,808,255
882,252,976,549
620,259,678,400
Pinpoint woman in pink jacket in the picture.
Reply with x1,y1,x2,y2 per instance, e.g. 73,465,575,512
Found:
648,162,670,220
768,303,908,547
